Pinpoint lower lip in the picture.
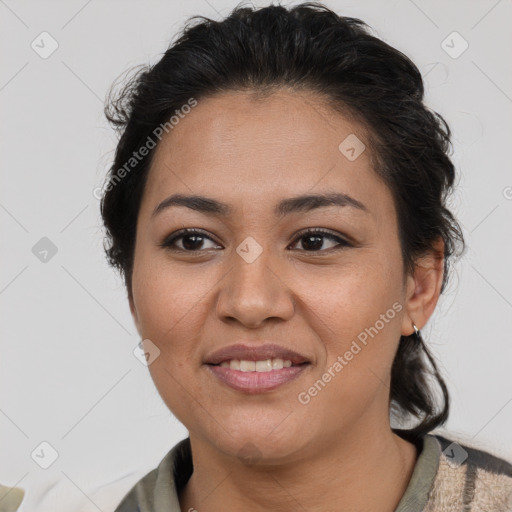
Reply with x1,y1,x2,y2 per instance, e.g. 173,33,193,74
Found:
206,364,309,393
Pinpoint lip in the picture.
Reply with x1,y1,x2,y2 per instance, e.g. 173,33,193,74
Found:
206,364,309,393
204,343,310,365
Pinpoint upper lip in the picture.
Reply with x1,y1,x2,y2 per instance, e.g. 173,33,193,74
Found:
204,343,310,365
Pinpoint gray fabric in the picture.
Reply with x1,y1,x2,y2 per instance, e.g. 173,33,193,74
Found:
114,434,442,512
394,434,441,512
114,439,187,512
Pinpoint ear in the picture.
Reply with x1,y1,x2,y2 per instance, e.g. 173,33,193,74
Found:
401,237,445,336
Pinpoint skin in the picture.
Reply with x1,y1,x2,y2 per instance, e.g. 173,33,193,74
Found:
129,89,444,512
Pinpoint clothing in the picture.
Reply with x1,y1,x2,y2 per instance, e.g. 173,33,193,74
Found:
0,484,25,512
113,431,512,511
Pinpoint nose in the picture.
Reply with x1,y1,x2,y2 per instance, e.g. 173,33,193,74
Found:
216,244,295,329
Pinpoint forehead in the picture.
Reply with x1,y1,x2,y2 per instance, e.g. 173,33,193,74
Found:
152,88,366,163
140,89,392,221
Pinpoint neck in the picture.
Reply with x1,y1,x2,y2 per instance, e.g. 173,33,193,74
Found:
179,418,419,512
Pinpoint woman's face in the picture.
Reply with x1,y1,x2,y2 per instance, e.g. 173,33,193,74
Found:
129,89,418,462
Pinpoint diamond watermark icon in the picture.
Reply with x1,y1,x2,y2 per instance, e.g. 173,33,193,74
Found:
443,442,468,468
339,134,366,161
236,236,263,263
31,32,59,59
31,441,59,469
237,442,262,464
32,237,58,263
133,339,161,366
441,31,468,59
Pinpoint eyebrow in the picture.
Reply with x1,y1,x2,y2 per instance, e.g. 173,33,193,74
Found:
151,192,369,220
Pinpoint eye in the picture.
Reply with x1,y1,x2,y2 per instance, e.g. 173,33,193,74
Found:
159,227,352,253
159,228,221,252
289,228,352,252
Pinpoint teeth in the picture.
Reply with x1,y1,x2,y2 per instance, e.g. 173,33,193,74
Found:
272,358,283,370
219,358,295,372
256,360,272,372
240,360,256,372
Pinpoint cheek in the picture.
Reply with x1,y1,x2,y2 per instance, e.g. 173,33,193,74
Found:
131,273,211,423
300,255,402,331
304,257,403,381
133,263,215,422
132,254,214,343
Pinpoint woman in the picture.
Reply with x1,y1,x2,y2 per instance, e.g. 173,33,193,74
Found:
101,3,512,511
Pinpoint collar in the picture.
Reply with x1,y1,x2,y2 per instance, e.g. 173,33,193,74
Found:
116,433,441,512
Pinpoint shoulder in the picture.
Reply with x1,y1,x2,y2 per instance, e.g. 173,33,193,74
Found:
113,437,192,512
424,431,512,512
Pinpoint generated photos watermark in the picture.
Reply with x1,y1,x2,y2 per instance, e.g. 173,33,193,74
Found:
297,301,403,405
93,97,198,200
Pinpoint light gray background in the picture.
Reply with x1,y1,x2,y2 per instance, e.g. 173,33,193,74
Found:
1,0,511,510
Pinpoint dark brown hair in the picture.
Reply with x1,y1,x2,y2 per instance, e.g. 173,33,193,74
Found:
100,2,465,439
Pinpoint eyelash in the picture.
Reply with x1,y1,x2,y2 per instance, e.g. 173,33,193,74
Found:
159,227,352,253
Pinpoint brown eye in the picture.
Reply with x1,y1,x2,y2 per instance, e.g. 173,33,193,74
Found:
160,229,221,252
159,228,351,253
290,229,351,252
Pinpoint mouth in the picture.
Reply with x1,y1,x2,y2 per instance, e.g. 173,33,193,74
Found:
203,343,311,393
205,362,310,393
205,360,310,393
204,343,310,366
207,358,309,371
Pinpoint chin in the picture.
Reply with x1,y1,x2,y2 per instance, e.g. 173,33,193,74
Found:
205,420,311,465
